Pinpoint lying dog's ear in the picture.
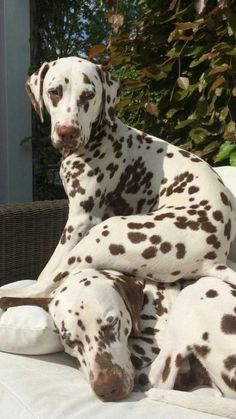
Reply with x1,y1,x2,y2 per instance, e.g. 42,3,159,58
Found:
96,65,121,127
25,62,50,123
0,296,52,312
114,276,144,337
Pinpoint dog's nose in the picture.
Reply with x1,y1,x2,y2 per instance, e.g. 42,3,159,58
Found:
92,372,131,401
56,125,80,142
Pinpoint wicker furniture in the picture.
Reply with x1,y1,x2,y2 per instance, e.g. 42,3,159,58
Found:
0,200,68,286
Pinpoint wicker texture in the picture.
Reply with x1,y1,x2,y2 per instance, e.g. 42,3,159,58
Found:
0,200,68,286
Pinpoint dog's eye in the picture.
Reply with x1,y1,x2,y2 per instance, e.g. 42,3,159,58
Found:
101,317,118,331
48,87,63,106
48,88,60,97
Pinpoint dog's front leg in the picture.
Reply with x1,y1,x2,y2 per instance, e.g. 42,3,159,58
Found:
37,154,106,283
37,209,101,282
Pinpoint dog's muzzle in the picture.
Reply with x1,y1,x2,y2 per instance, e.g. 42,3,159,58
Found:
91,371,134,402
54,124,81,150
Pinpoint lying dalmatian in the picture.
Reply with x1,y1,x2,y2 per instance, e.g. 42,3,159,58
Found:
1,56,236,300
146,276,236,417
0,269,200,402
2,270,236,415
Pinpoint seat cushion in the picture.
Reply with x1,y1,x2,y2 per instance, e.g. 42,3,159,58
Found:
0,351,226,419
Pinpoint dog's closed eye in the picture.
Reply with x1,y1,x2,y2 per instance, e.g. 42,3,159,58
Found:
101,317,118,332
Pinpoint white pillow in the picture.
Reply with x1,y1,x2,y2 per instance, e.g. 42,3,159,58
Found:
0,280,63,355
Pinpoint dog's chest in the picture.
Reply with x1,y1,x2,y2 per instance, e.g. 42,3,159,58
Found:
129,281,181,370
60,124,194,218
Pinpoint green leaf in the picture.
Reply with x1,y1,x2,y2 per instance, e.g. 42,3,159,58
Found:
201,141,221,157
226,48,236,56
189,127,209,144
177,76,189,90
224,121,236,140
195,97,208,117
175,118,194,129
214,141,236,162
230,150,236,166
123,79,147,88
166,108,178,118
208,64,230,76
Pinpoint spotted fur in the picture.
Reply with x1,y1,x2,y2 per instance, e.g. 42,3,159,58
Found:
1,56,236,300
148,276,236,399
0,270,210,400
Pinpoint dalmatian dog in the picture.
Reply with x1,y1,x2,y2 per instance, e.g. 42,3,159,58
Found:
0,270,210,401
146,276,236,413
1,56,236,299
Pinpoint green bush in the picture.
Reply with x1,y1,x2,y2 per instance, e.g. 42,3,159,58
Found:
106,0,236,165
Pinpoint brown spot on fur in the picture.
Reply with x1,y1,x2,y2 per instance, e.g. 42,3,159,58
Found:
142,247,157,259
221,192,230,206
128,232,147,243
175,243,186,259
109,244,126,255
162,357,171,382
149,235,162,245
221,314,236,334
194,345,210,358
224,355,236,370
160,242,172,253
53,271,69,283
206,289,218,298
128,222,155,230
68,256,76,265
202,332,209,341
175,354,183,367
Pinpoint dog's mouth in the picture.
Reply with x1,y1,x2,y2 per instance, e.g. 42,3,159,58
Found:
52,124,83,154
52,136,80,153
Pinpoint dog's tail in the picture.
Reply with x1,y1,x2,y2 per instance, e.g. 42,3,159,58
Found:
0,297,52,311
146,388,236,419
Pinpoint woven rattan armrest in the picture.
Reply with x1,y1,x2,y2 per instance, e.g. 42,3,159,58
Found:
0,200,68,286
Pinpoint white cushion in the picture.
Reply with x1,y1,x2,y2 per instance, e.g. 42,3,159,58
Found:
0,280,63,355
0,351,226,419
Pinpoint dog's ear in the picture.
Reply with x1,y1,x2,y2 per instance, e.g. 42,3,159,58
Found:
114,275,144,337
96,65,121,127
25,62,50,123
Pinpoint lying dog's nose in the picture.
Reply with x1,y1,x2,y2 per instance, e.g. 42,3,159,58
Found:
92,372,131,401
56,125,80,142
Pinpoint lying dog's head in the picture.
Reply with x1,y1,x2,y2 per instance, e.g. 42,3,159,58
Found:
25,57,121,153
49,269,144,401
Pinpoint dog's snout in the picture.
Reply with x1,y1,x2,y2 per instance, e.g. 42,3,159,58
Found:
92,373,131,401
56,125,80,142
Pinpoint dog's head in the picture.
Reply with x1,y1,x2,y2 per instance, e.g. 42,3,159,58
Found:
49,269,144,401
25,57,121,153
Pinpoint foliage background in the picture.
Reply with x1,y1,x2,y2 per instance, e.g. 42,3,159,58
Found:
106,0,236,166
28,0,236,200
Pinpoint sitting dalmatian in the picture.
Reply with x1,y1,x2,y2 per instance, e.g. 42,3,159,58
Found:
1,56,236,300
